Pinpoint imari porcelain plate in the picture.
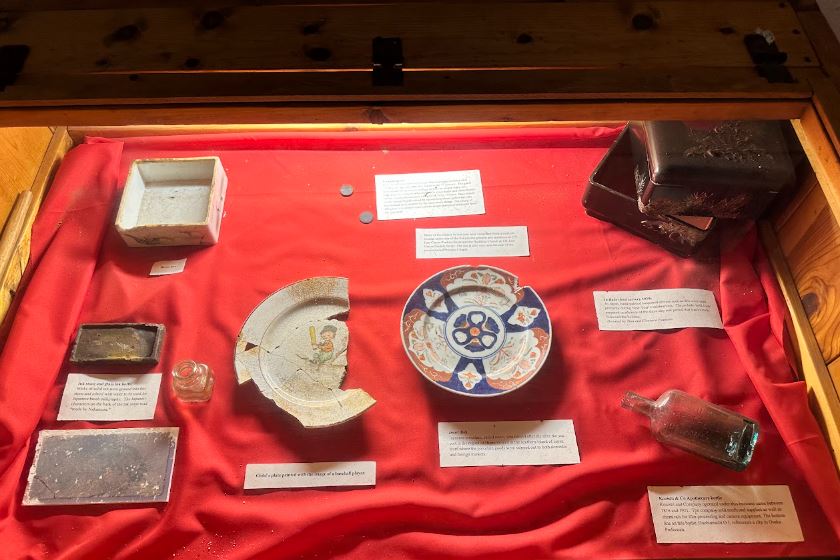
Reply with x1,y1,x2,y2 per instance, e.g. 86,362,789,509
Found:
401,266,552,397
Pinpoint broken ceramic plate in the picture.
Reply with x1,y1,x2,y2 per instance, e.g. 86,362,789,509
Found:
234,277,375,428
401,265,551,397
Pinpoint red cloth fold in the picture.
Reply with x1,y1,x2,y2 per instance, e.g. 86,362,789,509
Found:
0,127,837,559
719,229,840,534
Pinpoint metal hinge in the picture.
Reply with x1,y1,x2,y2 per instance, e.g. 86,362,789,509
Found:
743,31,794,84
372,37,403,86
0,44,29,91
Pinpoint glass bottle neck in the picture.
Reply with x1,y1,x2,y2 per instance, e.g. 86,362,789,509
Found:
173,361,207,389
621,391,656,417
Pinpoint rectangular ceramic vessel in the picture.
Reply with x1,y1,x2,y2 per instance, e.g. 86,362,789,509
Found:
69,323,166,365
582,126,716,258
115,157,227,247
630,120,794,218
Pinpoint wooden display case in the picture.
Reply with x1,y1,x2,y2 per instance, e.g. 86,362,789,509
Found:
1,0,840,479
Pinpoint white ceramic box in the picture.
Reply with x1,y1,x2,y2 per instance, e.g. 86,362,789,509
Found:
115,157,227,247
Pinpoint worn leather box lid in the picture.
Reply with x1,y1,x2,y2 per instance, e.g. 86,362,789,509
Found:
631,120,795,218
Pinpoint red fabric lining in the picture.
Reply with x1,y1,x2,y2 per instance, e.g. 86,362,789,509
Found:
0,127,838,559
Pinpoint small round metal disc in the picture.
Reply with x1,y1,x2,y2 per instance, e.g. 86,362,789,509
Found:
359,211,374,224
339,184,354,197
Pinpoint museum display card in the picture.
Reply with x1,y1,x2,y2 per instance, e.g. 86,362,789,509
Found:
150,258,187,276
648,485,803,543
438,420,580,467
57,373,161,421
375,170,485,220
244,462,376,489
593,289,724,331
415,226,529,258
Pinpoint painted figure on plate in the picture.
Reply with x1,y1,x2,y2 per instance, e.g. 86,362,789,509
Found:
310,324,338,364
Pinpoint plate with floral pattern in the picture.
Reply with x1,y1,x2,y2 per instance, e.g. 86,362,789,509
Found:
401,265,552,397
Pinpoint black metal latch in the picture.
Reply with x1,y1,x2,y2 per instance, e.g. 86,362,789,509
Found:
743,31,794,84
372,37,403,86
0,44,29,92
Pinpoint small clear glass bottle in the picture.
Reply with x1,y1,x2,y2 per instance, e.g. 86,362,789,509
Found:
622,389,759,471
172,360,215,402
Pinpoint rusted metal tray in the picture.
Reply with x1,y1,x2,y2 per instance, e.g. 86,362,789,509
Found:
69,323,166,365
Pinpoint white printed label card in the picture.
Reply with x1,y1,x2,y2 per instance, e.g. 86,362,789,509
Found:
244,461,376,490
593,288,723,331
375,169,485,220
150,258,187,276
416,226,530,259
57,373,162,421
648,486,803,543
438,420,580,467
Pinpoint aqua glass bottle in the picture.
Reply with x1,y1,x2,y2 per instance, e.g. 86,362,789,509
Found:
621,389,759,471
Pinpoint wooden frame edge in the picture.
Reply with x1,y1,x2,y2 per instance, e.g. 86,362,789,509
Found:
794,105,840,220
0,99,811,128
759,221,840,473
65,121,627,144
0,127,73,326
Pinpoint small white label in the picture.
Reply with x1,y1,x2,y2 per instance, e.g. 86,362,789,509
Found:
244,462,376,489
150,258,187,276
438,420,580,467
648,486,803,543
593,288,723,331
375,170,485,220
57,373,162,421
416,226,530,259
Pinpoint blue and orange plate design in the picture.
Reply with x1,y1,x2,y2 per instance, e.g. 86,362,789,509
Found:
401,265,551,397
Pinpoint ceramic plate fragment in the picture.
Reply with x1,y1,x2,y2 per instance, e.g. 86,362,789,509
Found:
234,277,375,427
401,265,551,397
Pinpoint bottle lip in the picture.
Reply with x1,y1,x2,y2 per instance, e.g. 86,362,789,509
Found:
621,391,655,416
173,360,199,378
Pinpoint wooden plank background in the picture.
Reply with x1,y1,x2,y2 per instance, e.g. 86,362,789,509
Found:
0,128,52,226
0,128,71,331
0,69,814,107
774,9,840,373
0,0,819,10
0,1,819,109
775,167,840,363
0,3,814,73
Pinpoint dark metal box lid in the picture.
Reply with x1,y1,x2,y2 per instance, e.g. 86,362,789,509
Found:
632,120,795,217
